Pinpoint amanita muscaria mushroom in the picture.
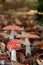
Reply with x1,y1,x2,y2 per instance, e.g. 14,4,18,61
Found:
16,33,39,56
3,25,24,39
7,39,21,62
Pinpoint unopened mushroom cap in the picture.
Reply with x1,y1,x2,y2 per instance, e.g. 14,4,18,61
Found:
7,39,21,50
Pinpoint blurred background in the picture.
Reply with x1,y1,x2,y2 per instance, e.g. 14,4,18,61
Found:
0,0,43,26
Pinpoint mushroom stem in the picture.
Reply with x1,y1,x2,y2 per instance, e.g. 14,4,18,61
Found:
25,38,31,56
11,49,17,62
9,30,14,39
26,45,31,56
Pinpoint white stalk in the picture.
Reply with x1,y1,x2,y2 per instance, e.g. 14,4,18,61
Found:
25,38,31,56
11,49,17,62
9,30,14,39
26,45,31,55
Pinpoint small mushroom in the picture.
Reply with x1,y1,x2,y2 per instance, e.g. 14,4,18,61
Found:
3,25,24,39
7,39,21,62
16,33,39,56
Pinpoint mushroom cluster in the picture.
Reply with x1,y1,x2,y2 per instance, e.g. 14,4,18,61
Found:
0,4,43,65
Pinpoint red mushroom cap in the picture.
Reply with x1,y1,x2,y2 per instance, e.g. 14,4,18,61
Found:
3,25,24,31
7,39,21,50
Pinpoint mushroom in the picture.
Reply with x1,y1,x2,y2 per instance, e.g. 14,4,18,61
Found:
7,39,21,62
20,38,31,56
16,33,39,56
3,25,24,39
